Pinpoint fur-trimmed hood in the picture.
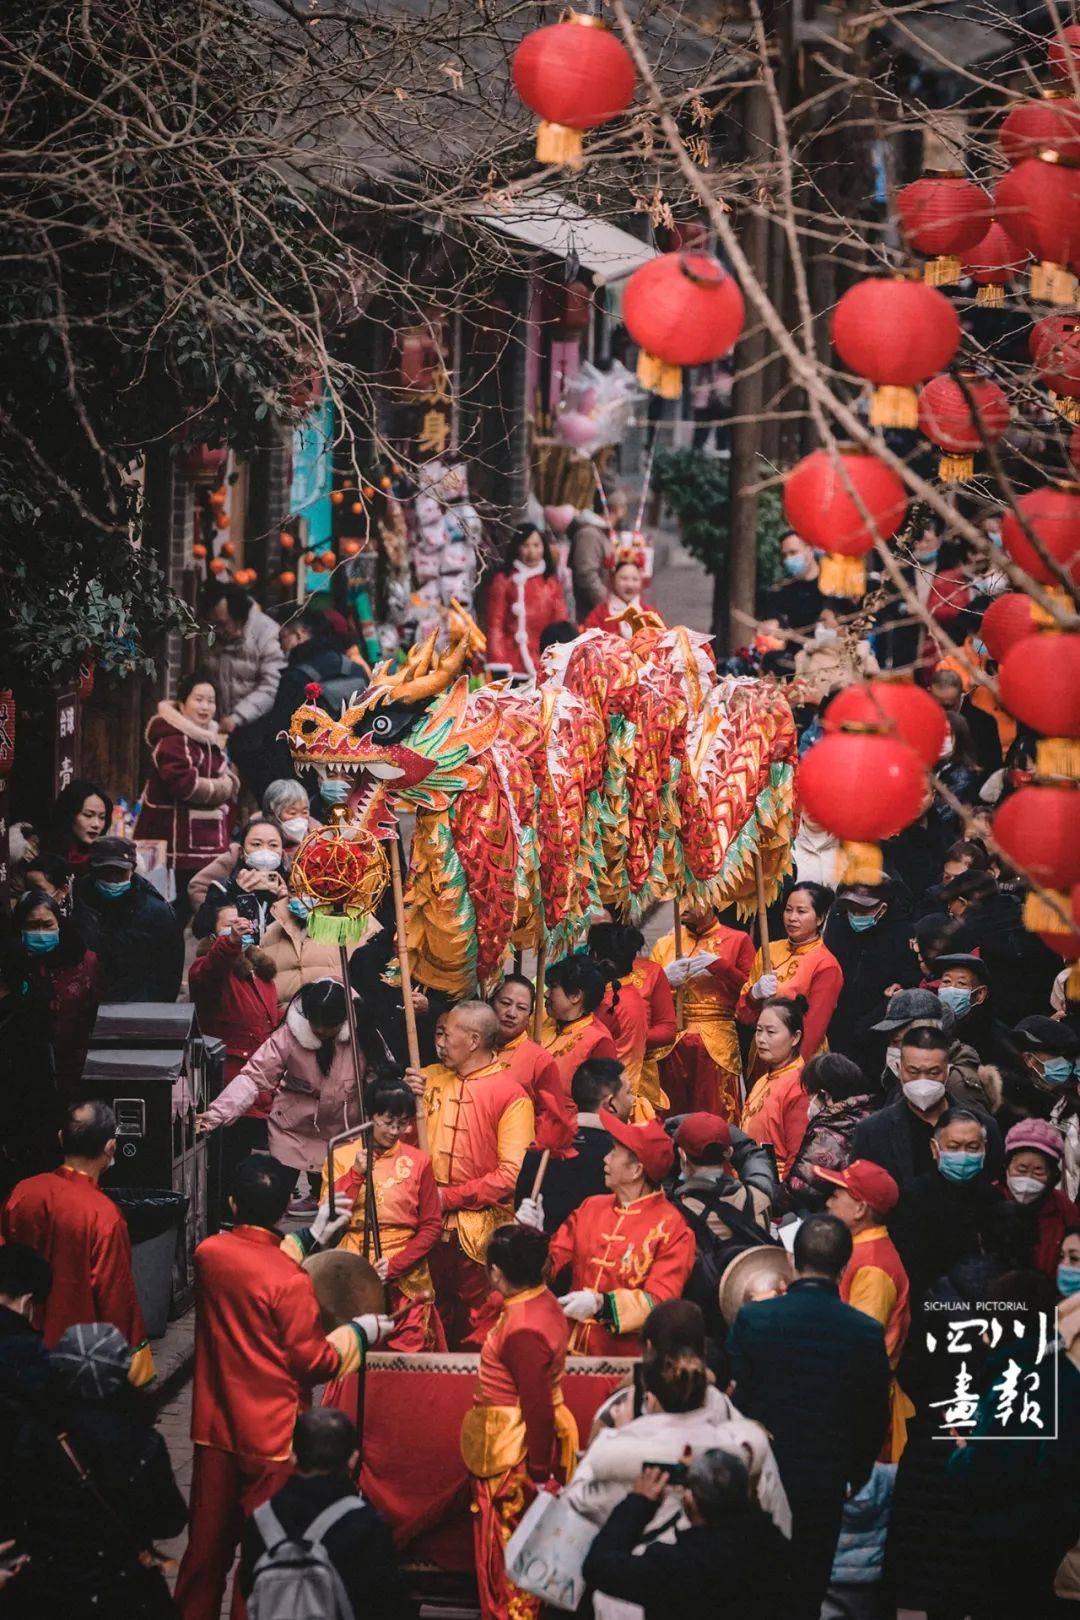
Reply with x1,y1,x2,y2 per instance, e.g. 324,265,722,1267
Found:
145,700,226,749
286,998,352,1050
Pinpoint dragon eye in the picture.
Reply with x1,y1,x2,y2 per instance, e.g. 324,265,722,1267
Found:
299,719,317,736
371,714,393,736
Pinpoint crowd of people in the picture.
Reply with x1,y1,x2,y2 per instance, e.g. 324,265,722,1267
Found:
0,515,1078,1620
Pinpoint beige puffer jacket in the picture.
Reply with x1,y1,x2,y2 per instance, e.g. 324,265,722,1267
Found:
259,897,379,1007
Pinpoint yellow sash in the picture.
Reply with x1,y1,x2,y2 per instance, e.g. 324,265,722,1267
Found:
460,1397,578,1481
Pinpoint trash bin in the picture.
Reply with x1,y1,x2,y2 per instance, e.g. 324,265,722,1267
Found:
106,1190,188,1339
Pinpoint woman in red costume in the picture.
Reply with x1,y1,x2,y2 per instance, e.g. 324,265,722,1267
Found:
589,922,677,1114
541,956,619,1098
737,880,842,1075
740,995,809,1178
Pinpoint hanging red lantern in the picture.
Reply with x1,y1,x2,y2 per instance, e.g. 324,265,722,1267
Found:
980,591,1037,661
799,732,926,843
961,222,1030,305
917,370,1011,482
77,661,95,702
180,443,228,484
208,557,227,575
993,784,1080,890
783,447,907,596
896,173,992,285
831,277,961,427
1000,631,1080,740
1000,483,1080,586
994,155,1080,305
191,542,208,561
512,14,635,166
1000,92,1080,165
1049,24,1080,82
0,690,14,780
279,570,297,589
824,681,947,767
1030,314,1080,421
622,252,744,399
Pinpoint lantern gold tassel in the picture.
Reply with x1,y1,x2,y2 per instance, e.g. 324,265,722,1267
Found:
535,121,583,167
975,284,1004,307
838,841,883,886
818,555,866,599
924,254,962,287
1036,737,1080,778
938,453,975,483
1050,392,1080,424
636,352,682,400
1030,260,1078,306
1023,890,1073,934
869,385,919,429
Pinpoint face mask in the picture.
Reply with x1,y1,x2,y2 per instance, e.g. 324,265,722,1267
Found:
287,898,314,922
281,816,309,841
1057,1263,1080,1298
937,1149,985,1184
918,547,940,565
1035,1058,1074,1088
219,926,255,949
848,912,878,933
885,1047,902,1077
813,624,838,645
95,878,131,899
783,553,807,577
902,1078,947,1112
1007,1174,1046,1204
22,930,59,955
970,637,988,658
938,985,974,1019
320,779,352,806
245,848,281,872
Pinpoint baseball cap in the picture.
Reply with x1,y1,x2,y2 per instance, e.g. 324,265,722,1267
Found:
603,1115,675,1183
872,988,944,1033
836,881,892,909
675,1112,732,1160
87,837,137,873
814,1158,900,1215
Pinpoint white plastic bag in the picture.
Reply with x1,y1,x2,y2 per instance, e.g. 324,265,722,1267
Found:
504,1488,597,1612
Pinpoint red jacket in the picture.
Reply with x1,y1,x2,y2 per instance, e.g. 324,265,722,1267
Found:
472,1285,571,1479
485,568,568,678
2,1165,153,1383
133,702,239,869
494,1034,576,1152
581,597,664,638
29,947,102,1092
188,932,281,1083
1002,1182,1080,1278
541,1016,619,1097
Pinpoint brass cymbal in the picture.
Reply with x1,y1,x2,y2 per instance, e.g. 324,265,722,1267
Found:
717,1245,793,1326
303,1248,386,1331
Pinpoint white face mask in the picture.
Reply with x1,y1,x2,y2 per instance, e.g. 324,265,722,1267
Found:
813,623,838,645
885,1047,902,1077
280,816,309,841
245,847,281,872
902,1078,947,1112
1006,1174,1046,1205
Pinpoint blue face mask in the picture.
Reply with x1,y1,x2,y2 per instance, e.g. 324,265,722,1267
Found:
938,984,974,1019
970,636,988,658
937,1149,985,1183
918,547,940,565
287,898,314,922
22,930,59,955
1036,1058,1074,1087
95,877,131,899
320,779,352,806
783,552,807,578
848,912,879,933
1058,1263,1080,1298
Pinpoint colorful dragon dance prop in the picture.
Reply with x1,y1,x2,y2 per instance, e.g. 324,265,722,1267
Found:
288,608,798,996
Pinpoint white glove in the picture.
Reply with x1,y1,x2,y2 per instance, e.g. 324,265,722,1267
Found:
558,1289,602,1322
751,972,779,1001
516,1195,545,1231
687,952,720,979
664,957,692,987
353,1313,395,1346
310,1202,351,1248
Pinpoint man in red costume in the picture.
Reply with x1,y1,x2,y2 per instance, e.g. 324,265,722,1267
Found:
174,1154,392,1620
490,973,576,1149
408,1000,535,1349
1,1100,154,1386
518,1116,694,1356
461,1224,577,1620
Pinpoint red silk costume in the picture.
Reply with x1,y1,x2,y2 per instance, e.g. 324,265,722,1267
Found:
460,1285,578,1620
493,1033,576,1150
424,1060,535,1348
174,1224,364,1620
736,937,843,1069
650,923,755,1119
331,1138,446,1352
1,1165,154,1386
541,1016,618,1093
546,1190,695,1356
740,1057,808,1178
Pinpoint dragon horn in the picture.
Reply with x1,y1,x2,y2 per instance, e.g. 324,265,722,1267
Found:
358,617,477,710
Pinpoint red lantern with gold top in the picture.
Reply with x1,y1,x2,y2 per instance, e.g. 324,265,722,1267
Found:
961,222,1030,306
824,680,947,767
980,592,1037,661
831,277,961,427
512,14,635,167
994,154,1080,305
1030,314,1080,421
896,173,992,285
799,732,927,843
917,370,1011,482
783,447,907,597
999,631,1080,739
993,784,1080,891
1049,24,1080,82
1000,483,1080,586
1000,92,1080,164
622,251,744,400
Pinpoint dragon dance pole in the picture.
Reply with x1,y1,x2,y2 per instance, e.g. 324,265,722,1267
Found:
672,898,686,1032
754,854,774,974
388,838,426,1151
337,948,382,1263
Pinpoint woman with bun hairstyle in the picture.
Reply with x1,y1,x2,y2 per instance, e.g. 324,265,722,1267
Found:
541,955,619,1097
737,881,842,1072
741,996,809,1177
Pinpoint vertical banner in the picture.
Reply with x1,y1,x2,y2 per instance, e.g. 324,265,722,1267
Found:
54,689,81,797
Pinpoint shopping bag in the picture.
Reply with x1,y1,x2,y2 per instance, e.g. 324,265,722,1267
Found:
504,1488,597,1611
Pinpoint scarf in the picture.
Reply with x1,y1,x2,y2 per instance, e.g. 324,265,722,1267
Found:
510,559,547,676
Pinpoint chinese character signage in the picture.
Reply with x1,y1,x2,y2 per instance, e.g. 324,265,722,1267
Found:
54,690,80,797
394,318,453,460
925,1303,1057,1440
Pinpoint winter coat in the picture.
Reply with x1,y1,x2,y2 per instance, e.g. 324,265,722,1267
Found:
202,852,290,940
202,602,285,728
260,897,377,1008
27,942,103,1092
880,817,951,906
1000,1181,1080,1278
781,1093,878,1212
954,890,1061,1028
201,998,367,1171
792,816,840,888
569,515,611,619
852,1097,1003,1192
830,1462,897,1586
187,843,241,914
133,702,239,870
75,873,184,1004
188,932,281,1082
888,1170,1005,1308
822,910,921,1067
484,566,568,677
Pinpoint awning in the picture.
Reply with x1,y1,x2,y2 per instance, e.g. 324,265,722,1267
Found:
472,190,656,285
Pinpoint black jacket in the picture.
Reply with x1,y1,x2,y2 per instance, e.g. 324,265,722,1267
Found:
582,1492,789,1620
516,1120,610,1234
953,891,1060,1028
239,1471,407,1620
888,1169,1006,1307
881,818,951,906
822,910,920,1064
852,1097,1003,1191
75,873,184,1004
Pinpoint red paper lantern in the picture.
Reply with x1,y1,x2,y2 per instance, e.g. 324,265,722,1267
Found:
1049,24,1080,82
622,252,744,399
0,689,14,780
831,278,960,427
999,632,1080,738
825,681,947,767
799,732,926,842
279,570,297,588
994,156,1080,305
1000,483,1080,585
896,174,992,284
77,661,95,702
917,371,1011,482
512,15,635,165
1000,93,1080,165
980,592,1037,661
993,785,1080,890
783,449,907,555
961,222,1030,305
1030,314,1080,419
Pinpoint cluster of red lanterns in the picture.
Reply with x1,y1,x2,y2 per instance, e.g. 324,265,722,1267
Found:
511,13,635,167
1031,314,1080,423
960,221,1030,306
831,275,959,428
782,446,907,597
916,369,1011,483
622,251,744,399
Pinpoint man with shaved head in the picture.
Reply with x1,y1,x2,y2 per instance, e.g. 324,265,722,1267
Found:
406,1000,535,1348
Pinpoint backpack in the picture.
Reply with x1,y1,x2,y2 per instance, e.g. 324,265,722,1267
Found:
675,1180,780,1335
295,653,368,718
248,1496,365,1620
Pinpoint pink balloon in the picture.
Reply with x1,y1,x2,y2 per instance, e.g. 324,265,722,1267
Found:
544,504,577,535
556,411,598,450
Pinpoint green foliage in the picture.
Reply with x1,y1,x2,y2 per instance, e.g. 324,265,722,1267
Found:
654,447,784,591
